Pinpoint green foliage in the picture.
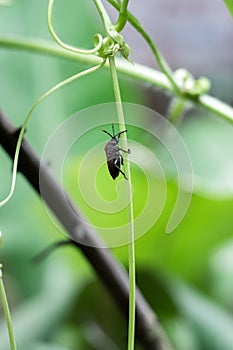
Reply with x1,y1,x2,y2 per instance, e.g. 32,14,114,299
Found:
224,0,233,18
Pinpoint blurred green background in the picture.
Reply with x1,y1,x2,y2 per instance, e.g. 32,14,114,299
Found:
1,1,233,349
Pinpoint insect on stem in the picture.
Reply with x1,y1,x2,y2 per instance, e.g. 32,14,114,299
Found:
102,124,130,180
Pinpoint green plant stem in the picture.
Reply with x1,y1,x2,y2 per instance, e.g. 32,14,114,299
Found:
167,97,187,125
1,37,233,123
0,62,105,207
48,0,102,54
93,0,113,32
106,0,180,94
109,55,135,350
0,265,17,350
114,0,130,32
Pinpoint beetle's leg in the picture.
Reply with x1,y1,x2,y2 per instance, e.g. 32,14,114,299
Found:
117,147,131,154
119,153,124,166
114,158,128,180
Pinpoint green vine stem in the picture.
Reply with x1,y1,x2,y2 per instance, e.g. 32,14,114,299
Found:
0,264,17,350
92,2,136,348
48,0,103,54
106,0,180,94
0,37,232,122
1,37,233,123
93,0,113,30
167,97,188,125
114,0,130,32
0,62,105,207
109,55,135,350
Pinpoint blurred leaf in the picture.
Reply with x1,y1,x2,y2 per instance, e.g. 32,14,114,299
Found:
0,0,13,5
179,112,233,197
19,342,71,350
168,278,233,350
166,318,200,350
112,179,233,286
136,269,177,320
72,280,127,349
209,239,233,306
0,258,85,350
223,0,233,18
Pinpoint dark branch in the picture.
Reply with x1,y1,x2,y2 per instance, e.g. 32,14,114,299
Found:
0,110,173,350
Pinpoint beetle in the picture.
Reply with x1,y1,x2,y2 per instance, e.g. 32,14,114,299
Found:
102,123,130,180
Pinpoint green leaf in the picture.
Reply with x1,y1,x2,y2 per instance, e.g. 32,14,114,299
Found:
224,0,233,18
168,279,233,350
0,259,85,349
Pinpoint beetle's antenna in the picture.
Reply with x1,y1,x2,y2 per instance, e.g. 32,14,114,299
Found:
101,129,113,138
112,123,115,137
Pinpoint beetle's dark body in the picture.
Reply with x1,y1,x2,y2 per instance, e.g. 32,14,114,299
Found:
105,138,123,179
102,124,130,180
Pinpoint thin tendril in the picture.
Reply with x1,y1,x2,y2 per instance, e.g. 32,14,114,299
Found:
0,265,17,350
0,62,105,207
48,0,103,54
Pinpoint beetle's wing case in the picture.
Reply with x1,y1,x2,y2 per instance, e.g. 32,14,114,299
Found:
102,125,128,180
107,158,120,179
104,140,120,179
